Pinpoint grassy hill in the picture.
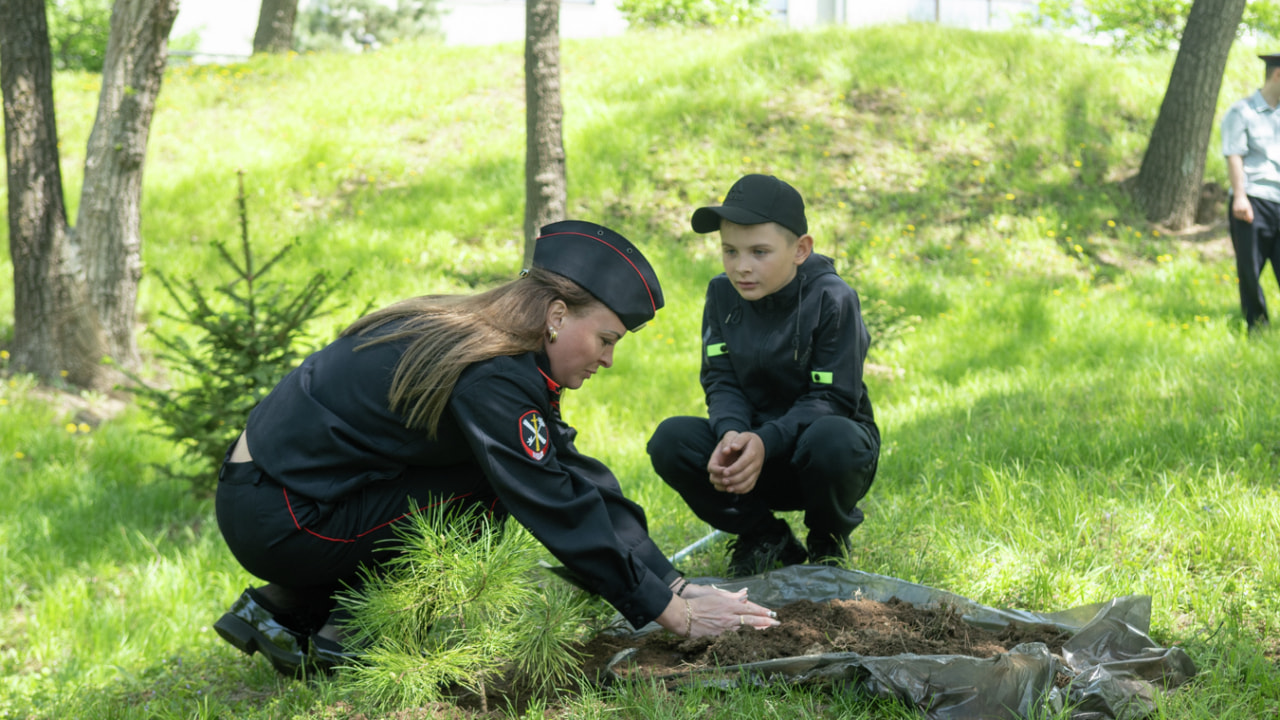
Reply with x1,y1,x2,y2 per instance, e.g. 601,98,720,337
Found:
2,21,1279,718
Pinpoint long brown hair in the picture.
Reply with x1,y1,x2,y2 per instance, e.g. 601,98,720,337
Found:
340,268,600,436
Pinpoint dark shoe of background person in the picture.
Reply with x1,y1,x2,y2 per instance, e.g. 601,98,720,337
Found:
306,633,361,673
807,532,851,567
727,519,808,578
213,588,309,677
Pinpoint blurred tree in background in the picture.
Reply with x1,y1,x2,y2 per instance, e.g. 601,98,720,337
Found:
294,0,441,53
1031,0,1280,53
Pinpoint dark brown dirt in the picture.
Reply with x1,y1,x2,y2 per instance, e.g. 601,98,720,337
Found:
581,597,1072,680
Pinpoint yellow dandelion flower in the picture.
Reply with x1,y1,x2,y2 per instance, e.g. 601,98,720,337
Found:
1134,231,1142,238
1073,160,1082,168
837,201,846,209
666,338,674,345
802,124,810,131
0,350,7,359
0,398,8,406
971,258,980,265
987,122,994,129
78,423,90,433
1047,230,1056,238
977,107,984,113
1005,193,1015,201
65,423,77,433
823,150,831,157
742,156,752,163
907,224,916,231
59,370,68,378
13,451,23,460
1153,230,1161,237
1073,244,1083,253
1106,220,1116,228
972,159,981,166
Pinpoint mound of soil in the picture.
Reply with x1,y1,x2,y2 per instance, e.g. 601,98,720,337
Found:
582,597,1073,680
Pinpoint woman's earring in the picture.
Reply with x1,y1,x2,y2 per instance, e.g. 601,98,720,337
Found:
548,327,558,343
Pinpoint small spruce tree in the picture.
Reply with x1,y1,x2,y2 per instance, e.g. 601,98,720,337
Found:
127,171,351,495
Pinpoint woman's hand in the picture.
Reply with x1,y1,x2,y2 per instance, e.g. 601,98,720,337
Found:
656,584,778,638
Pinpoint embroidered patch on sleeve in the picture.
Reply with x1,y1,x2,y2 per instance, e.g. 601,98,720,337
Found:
519,410,549,461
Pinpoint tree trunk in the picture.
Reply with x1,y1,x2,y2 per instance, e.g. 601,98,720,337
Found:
1,0,106,388
77,0,179,375
523,0,566,267
253,0,297,54
1133,0,1246,230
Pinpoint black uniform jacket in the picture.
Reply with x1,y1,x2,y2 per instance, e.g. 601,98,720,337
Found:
244,324,678,628
700,253,878,460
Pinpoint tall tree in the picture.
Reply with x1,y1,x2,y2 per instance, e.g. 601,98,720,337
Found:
253,0,298,54
1133,0,1247,229
1,0,179,389
523,0,566,266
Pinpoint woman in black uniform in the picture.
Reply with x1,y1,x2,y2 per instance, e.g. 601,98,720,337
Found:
213,220,778,675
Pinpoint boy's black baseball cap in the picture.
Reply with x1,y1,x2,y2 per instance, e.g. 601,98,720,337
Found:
1261,52,1280,68
691,174,808,237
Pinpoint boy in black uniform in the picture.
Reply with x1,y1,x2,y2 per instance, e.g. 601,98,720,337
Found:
648,174,879,577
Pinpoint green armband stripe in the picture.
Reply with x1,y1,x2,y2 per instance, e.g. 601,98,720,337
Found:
811,371,834,384
707,343,728,358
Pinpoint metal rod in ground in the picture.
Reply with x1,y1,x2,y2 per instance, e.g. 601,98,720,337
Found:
668,529,724,565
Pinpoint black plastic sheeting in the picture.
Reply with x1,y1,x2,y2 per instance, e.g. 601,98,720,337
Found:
600,565,1196,720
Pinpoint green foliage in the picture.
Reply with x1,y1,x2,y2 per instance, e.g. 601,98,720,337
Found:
617,0,771,29
1030,0,1280,53
127,174,350,495
8,24,1280,719
294,0,442,53
336,505,595,710
46,0,111,72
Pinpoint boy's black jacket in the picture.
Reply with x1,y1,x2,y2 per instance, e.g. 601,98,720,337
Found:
700,253,878,460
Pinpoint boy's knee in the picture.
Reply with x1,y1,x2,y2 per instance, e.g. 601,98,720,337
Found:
646,416,713,478
799,417,878,469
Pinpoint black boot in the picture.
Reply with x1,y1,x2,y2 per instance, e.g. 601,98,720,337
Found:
726,518,807,578
806,532,851,567
213,588,310,677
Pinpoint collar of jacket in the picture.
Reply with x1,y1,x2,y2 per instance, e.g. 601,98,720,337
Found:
534,351,562,397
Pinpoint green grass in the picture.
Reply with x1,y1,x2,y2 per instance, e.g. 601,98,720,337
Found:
2,20,1279,719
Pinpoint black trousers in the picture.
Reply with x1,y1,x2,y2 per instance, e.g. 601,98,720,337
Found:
1228,195,1280,329
647,415,877,540
215,448,499,616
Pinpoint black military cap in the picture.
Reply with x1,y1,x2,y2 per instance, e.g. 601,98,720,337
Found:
691,174,808,237
1260,52,1280,68
532,220,664,331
